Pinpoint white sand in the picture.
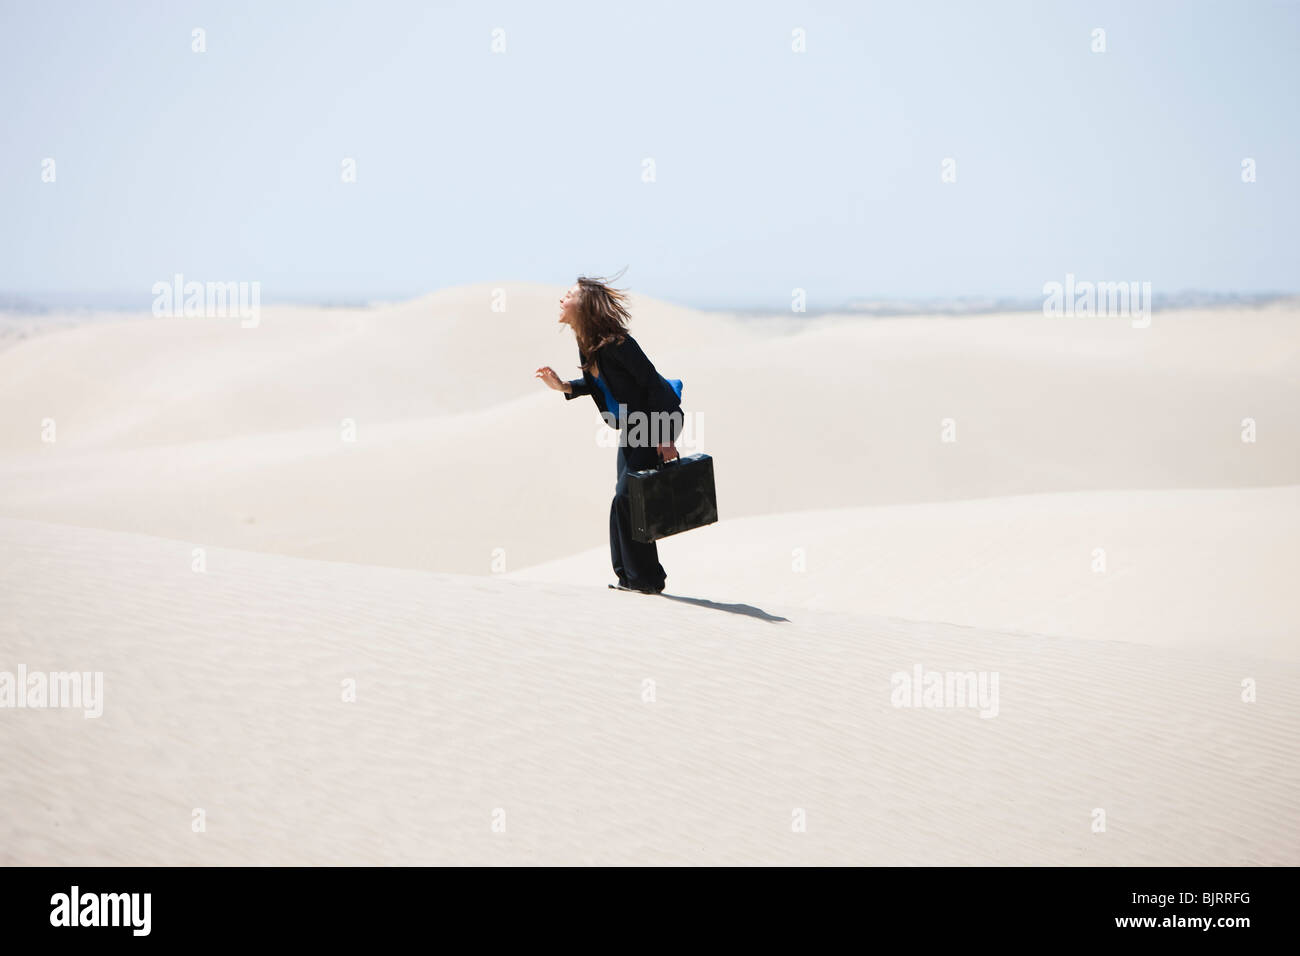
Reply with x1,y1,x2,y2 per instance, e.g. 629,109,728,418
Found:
0,285,1296,864
515,486,1300,662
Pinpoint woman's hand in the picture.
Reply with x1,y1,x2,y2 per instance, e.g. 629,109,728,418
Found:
535,366,569,392
657,442,679,462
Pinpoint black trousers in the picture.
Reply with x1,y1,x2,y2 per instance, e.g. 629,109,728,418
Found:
610,442,666,590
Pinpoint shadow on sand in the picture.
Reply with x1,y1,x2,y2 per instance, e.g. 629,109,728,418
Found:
658,593,790,623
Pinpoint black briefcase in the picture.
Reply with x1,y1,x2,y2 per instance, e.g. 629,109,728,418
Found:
627,453,718,543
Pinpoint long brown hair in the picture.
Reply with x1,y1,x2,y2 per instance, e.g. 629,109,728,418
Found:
572,272,631,372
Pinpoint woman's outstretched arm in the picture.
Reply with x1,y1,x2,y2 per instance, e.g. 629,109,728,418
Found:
535,366,591,399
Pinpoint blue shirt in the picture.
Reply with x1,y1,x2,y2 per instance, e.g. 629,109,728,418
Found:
594,372,623,427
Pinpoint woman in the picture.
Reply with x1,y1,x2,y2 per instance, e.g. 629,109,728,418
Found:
535,275,684,594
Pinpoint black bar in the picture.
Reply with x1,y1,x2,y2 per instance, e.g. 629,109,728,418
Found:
0,866,1284,942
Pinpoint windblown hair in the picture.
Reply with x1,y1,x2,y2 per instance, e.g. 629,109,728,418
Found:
572,272,631,372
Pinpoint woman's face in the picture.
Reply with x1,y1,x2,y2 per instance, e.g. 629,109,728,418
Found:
558,284,581,327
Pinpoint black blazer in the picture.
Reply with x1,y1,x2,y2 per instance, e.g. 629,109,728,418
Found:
564,334,683,442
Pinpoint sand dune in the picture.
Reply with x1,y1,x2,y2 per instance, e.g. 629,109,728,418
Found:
2,517,1296,866
0,287,1296,576
0,285,1296,864
514,485,1300,662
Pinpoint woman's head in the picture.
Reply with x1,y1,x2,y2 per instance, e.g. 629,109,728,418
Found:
559,273,631,368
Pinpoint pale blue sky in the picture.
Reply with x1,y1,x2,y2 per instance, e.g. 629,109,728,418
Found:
2,0,1297,308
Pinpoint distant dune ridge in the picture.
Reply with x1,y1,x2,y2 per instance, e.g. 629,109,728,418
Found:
0,283,1296,865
